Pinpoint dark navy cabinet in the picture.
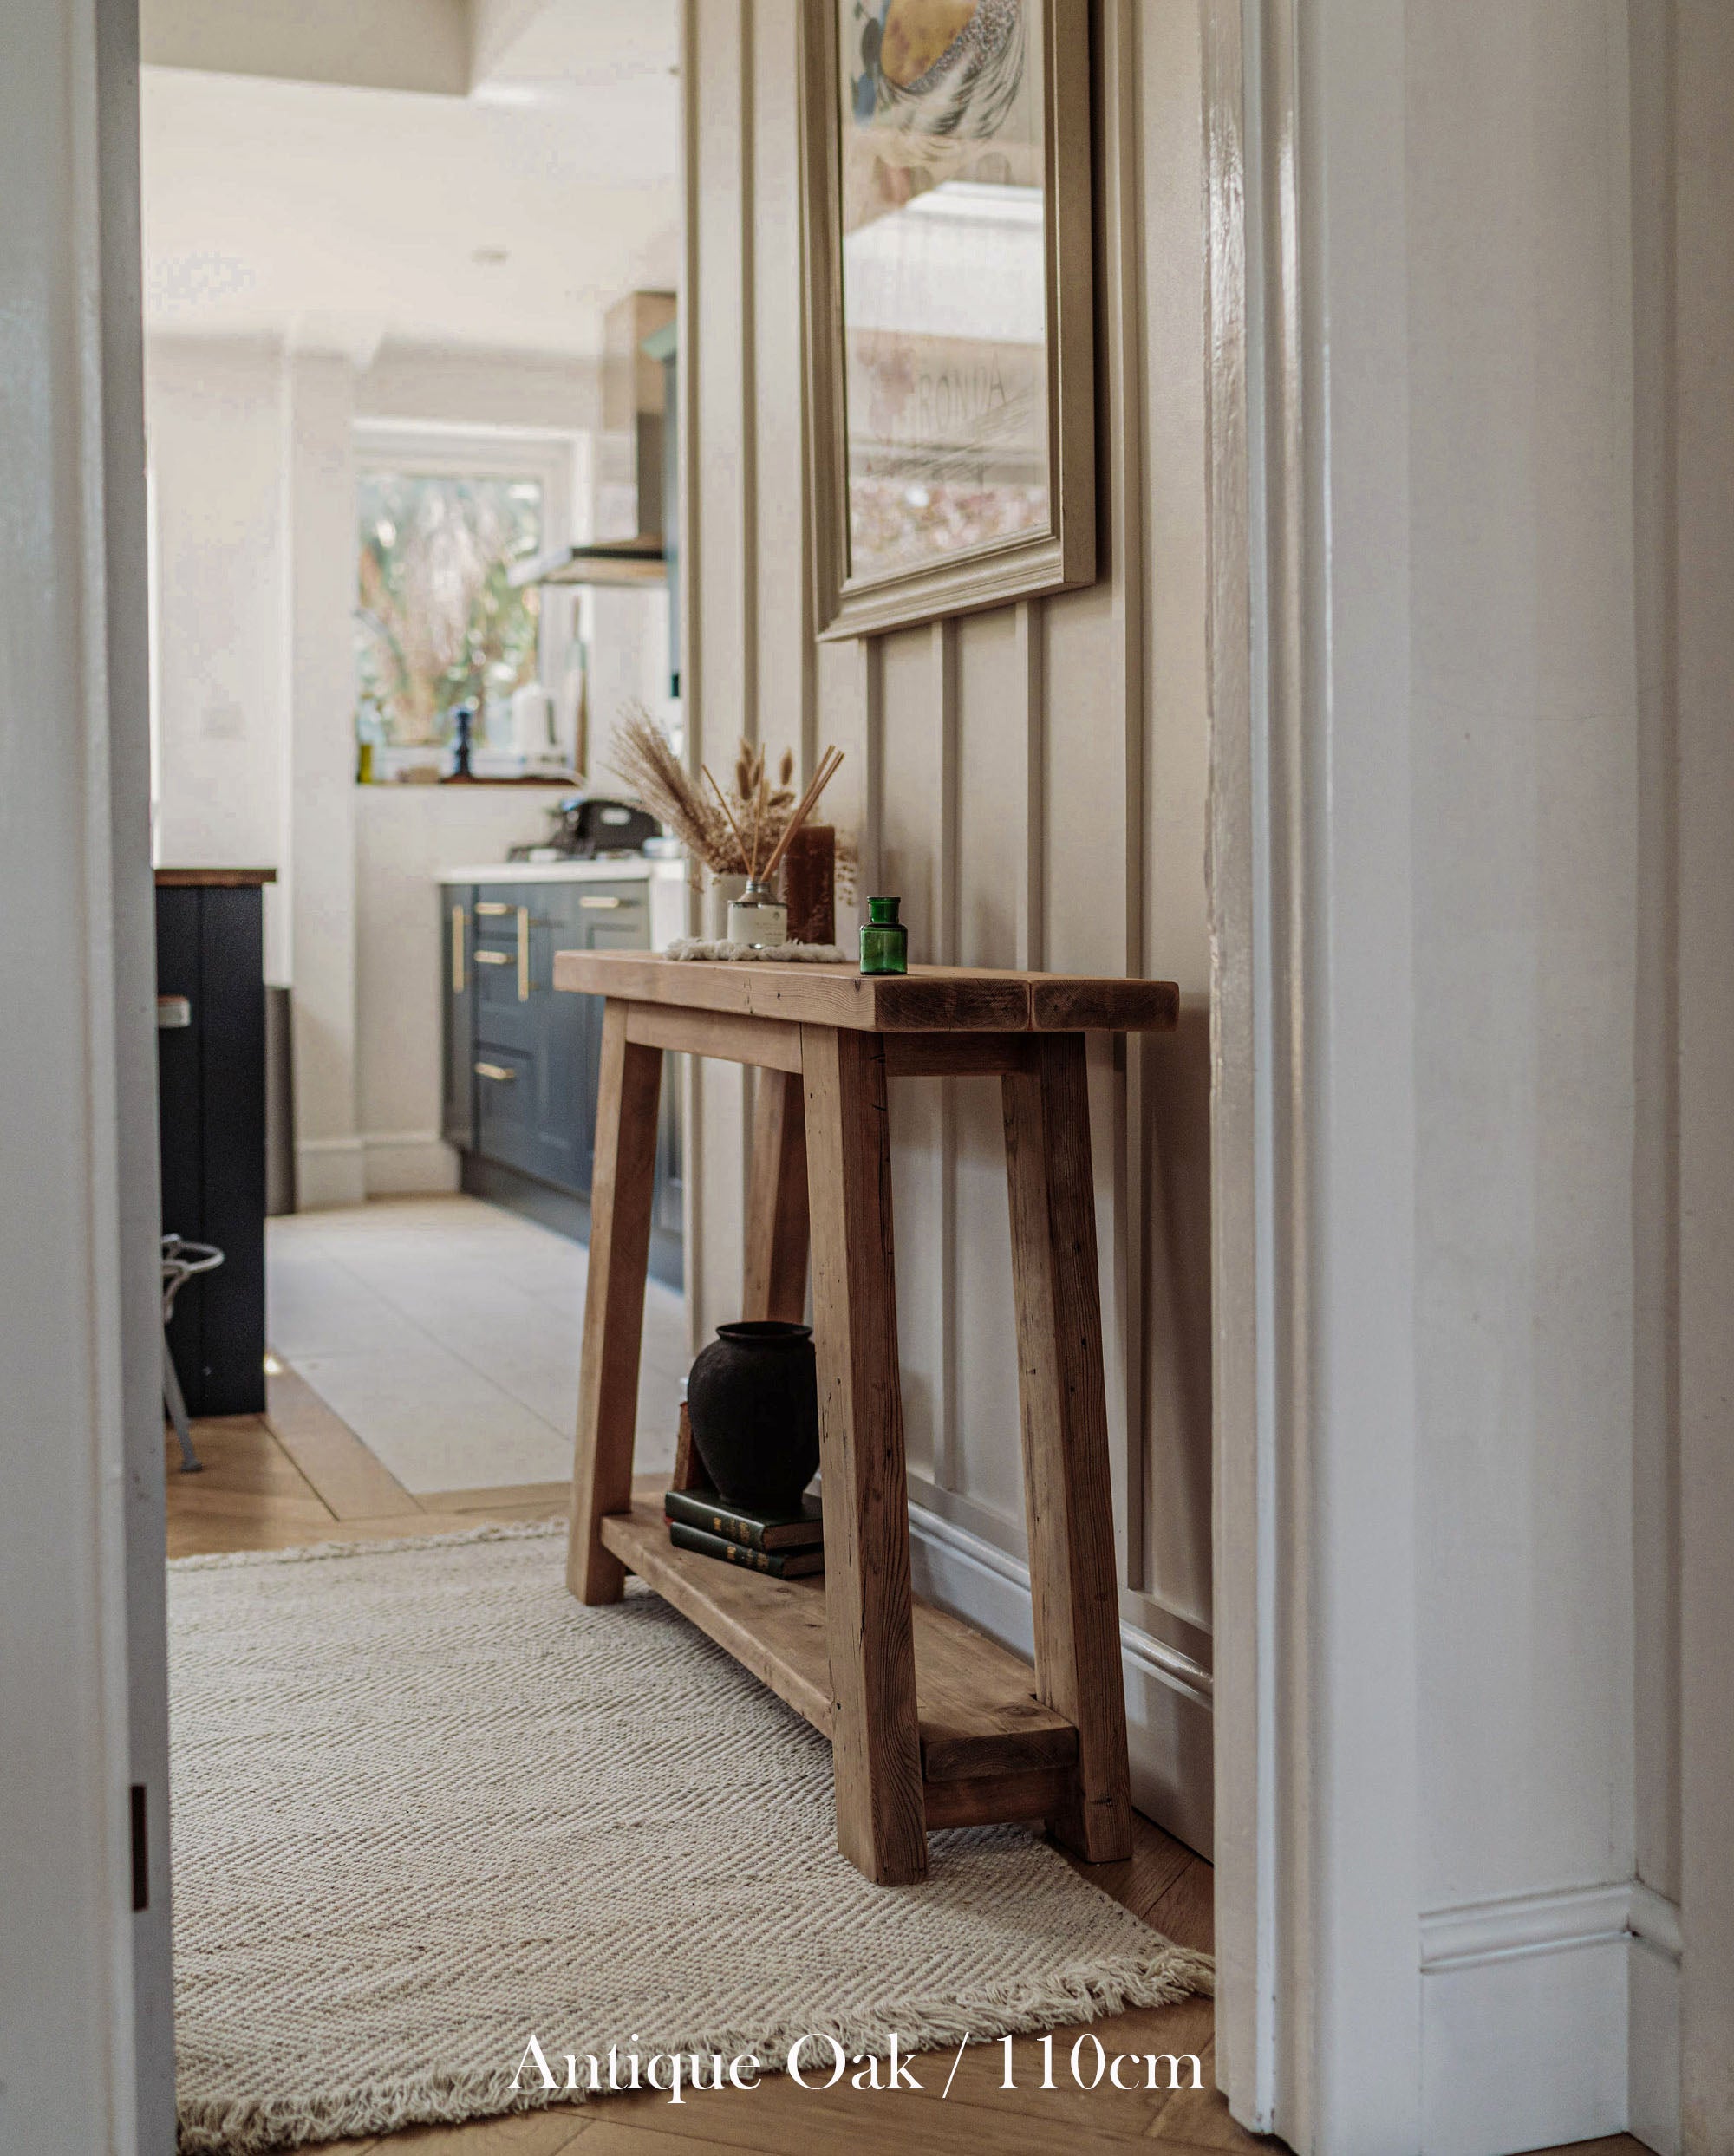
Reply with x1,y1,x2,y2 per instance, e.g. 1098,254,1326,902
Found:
441,874,681,1286
156,869,271,1417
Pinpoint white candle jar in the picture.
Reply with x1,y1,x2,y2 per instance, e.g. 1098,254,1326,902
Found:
726,879,788,949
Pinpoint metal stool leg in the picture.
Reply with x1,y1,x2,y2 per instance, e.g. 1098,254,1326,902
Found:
163,1338,202,1473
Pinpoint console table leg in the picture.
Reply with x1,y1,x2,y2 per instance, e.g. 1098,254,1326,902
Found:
567,998,663,1605
803,1025,928,1885
743,1067,809,1323
1002,1033,1133,1862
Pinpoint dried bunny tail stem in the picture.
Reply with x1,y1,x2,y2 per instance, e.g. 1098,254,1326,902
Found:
759,745,844,885
701,765,752,870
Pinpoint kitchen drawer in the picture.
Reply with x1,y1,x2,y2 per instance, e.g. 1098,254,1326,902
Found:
562,880,649,927
473,878,649,920
473,886,534,935
473,935,535,1052
473,1045,538,1177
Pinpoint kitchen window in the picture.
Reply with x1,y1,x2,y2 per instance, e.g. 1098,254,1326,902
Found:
352,425,583,765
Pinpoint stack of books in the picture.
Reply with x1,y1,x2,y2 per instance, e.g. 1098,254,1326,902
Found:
664,1487,825,1578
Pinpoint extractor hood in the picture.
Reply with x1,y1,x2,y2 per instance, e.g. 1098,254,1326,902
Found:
512,290,675,591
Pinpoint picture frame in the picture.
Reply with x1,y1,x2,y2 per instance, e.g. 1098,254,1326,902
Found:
800,0,1096,642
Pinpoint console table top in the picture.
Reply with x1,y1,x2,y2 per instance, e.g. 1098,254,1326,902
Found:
551,951,1178,1034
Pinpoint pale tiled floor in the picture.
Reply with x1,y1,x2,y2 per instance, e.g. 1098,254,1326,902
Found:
267,1195,688,1495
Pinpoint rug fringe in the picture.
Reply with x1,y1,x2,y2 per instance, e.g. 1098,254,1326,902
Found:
175,1944,1213,2153
168,1515,568,1573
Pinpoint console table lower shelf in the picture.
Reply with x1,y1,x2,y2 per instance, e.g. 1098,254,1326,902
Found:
601,1496,1079,1828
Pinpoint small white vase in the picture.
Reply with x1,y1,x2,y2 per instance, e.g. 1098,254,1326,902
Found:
707,872,748,941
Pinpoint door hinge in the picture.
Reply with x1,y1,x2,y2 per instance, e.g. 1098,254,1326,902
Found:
131,1783,149,1912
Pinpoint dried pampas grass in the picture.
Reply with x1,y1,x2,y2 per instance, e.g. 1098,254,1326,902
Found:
610,706,852,895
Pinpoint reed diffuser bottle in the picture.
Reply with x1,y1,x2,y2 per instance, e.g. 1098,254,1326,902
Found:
858,895,908,976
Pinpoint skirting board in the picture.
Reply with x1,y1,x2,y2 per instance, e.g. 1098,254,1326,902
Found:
906,1502,1214,1860
294,1137,367,1210
1418,1879,1681,2156
362,1130,460,1196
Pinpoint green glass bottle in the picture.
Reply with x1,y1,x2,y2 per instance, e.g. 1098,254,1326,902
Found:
859,894,908,976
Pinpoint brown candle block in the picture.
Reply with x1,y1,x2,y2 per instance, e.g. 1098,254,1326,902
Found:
782,824,837,946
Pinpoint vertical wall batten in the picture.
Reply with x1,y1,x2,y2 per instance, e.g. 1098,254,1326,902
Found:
1104,0,1151,1593
735,0,759,1247
738,0,759,746
862,634,884,900
677,0,705,1346
935,618,961,1492
1015,599,1047,973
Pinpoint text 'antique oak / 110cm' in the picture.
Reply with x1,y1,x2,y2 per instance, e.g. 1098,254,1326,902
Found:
555,954,1178,1886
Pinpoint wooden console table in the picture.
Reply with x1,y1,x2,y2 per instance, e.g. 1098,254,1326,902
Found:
553,952,1178,1886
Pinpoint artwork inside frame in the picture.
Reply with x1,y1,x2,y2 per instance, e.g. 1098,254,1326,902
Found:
802,0,1095,641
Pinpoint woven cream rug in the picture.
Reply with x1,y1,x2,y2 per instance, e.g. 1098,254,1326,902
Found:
169,1521,1210,2153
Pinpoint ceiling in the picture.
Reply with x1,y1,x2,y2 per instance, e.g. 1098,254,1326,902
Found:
140,0,681,361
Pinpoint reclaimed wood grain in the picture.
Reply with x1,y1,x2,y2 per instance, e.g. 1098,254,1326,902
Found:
742,1067,810,1324
551,954,1177,1035
567,1000,664,1604
625,1000,804,1072
599,1497,1075,1790
801,1023,928,1882
1001,1032,1133,1862
669,1402,702,1495
881,1032,1039,1078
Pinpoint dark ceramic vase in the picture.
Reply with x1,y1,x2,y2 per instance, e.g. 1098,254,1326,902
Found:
686,1320,820,1515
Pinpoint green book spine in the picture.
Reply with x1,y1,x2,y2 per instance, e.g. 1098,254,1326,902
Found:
668,1519,825,1579
663,1486,824,1553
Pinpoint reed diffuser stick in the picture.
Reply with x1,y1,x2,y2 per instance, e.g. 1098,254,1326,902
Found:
701,765,752,870
759,746,845,886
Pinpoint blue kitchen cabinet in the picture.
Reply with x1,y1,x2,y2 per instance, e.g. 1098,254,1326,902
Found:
442,876,681,1286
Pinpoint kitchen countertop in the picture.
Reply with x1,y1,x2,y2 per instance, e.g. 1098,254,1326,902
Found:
435,857,686,886
155,866,277,887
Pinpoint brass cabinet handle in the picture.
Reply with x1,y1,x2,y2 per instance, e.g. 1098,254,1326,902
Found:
579,894,624,909
450,904,465,993
474,1061,517,1083
475,900,512,916
517,906,531,1000
474,949,512,967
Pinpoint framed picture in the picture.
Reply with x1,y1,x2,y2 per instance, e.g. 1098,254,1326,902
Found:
801,0,1095,641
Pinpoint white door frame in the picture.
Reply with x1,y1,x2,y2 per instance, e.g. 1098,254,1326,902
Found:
0,2,174,2151
1207,3,1424,2146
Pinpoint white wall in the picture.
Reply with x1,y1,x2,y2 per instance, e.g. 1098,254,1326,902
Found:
285,349,364,1205
140,0,471,94
147,338,291,975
